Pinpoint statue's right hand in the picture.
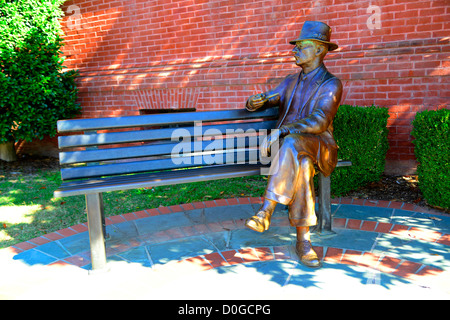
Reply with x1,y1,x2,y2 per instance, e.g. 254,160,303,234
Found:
247,93,268,111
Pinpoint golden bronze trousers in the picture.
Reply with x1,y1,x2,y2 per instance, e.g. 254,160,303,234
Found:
264,133,323,227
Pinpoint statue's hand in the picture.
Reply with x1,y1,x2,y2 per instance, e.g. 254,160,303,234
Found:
247,93,269,111
260,130,281,158
260,126,290,158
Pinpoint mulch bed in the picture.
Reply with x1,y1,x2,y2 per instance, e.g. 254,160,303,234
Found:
0,155,60,174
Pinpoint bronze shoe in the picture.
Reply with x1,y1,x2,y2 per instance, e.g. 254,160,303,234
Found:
296,240,322,268
245,210,272,233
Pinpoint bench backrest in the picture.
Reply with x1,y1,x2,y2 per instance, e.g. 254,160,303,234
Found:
57,108,279,181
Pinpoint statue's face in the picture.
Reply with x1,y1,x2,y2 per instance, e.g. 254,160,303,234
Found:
292,40,319,67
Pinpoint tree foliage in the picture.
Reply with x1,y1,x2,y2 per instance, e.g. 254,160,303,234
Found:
0,0,80,144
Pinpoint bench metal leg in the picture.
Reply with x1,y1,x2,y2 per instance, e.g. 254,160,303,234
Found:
85,193,108,273
317,173,333,234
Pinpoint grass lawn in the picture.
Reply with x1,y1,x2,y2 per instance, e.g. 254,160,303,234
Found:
0,168,267,249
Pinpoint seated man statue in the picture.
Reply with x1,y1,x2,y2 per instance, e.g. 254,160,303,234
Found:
245,21,343,268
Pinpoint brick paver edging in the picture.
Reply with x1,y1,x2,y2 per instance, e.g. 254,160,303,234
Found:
9,196,448,254
175,245,445,284
5,197,449,284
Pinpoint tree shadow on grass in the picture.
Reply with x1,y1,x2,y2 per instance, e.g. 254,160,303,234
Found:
0,169,87,248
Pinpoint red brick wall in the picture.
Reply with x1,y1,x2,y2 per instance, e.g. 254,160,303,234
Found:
60,0,449,173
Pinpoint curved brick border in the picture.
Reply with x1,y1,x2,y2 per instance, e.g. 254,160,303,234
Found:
5,197,449,283
8,197,449,254
174,245,445,284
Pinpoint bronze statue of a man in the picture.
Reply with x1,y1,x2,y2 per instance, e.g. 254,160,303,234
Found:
245,21,343,268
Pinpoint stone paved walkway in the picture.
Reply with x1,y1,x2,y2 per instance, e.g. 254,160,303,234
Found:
1,197,449,299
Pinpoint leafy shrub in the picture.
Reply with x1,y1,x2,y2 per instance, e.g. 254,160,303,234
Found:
330,105,390,195
0,0,80,145
411,109,450,209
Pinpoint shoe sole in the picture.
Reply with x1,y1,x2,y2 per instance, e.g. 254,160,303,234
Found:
245,218,267,233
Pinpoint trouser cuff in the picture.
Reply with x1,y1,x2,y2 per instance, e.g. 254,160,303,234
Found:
264,190,292,206
289,217,317,227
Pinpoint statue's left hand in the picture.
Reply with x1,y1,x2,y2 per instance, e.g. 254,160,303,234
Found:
260,126,291,157
260,130,281,158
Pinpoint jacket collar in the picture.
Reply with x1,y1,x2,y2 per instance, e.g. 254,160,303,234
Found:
301,63,328,104
300,63,324,82
276,64,329,128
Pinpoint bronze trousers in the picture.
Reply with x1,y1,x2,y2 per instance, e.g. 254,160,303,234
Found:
264,133,321,227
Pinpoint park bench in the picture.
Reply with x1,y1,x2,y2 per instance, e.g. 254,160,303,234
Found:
54,107,351,272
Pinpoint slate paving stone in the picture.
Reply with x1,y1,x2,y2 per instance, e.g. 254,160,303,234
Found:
57,232,91,256
135,212,193,235
183,208,206,224
213,259,295,286
5,202,450,299
333,204,394,222
371,233,450,270
284,261,412,289
246,259,296,286
201,231,229,251
312,229,379,253
202,204,256,223
390,210,450,233
31,240,72,260
13,248,58,266
228,227,296,249
147,235,216,265
115,246,152,268
106,221,140,241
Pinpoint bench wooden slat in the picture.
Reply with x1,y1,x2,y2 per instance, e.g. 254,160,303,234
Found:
60,137,262,165
335,160,352,167
55,164,267,197
57,108,279,133
60,149,263,180
58,120,276,149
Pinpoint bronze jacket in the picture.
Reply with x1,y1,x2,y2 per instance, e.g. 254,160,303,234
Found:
246,64,343,176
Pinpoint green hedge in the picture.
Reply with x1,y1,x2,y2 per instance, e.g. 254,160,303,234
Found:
411,109,450,210
0,0,80,144
330,105,390,196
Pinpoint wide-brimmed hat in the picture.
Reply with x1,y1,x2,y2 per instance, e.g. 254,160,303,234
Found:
289,21,338,51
